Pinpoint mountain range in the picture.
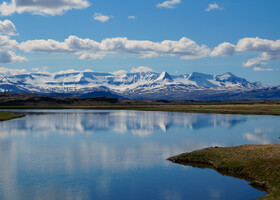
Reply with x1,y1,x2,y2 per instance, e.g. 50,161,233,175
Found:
0,69,279,100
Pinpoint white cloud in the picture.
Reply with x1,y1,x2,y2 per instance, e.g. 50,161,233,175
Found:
156,0,181,9
260,51,280,60
236,37,280,53
128,15,136,19
0,34,26,63
0,35,19,49
111,70,128,75
79,53,106,60
2,29,279,69
130,66,154,73
0,66,27,75
211,42,235,57
236,37,280,68
20,35,100,53
94,13,112,22
19,35,211,60
253,67,274,72
242,57,267,67
210,37,280,70
0,20,16,35
206,3,223,11
20,38,72,53
32,67,39,71
55,69,93,75
0,50,27,63
0,0,90,16
32,66,48,72
212,37,280,61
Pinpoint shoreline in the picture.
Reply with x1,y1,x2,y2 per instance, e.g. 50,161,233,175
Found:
1,103,280,116
0,94,279,116
167,145,280,200
0,112,25,122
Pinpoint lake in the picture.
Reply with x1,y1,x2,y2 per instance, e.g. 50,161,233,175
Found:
0,110,279,200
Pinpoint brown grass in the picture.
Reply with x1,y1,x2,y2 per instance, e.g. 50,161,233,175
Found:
1,104,280,116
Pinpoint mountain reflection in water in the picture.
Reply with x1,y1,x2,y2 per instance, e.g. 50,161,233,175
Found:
0,111,247,137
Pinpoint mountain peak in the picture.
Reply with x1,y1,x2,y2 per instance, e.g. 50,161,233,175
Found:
219,72,236,80
157,71,173,81
188,72,213,80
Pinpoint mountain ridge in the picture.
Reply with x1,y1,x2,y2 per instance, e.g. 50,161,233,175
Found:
1,69,279,100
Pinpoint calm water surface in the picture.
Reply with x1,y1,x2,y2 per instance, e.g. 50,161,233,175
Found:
0,110,279,200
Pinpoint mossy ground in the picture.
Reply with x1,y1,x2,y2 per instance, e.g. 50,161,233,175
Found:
168,145,280,200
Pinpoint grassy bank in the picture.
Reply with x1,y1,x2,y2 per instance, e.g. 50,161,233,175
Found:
1,94,280,115
0,112,25,122
168,145,280,200
1,104,280,116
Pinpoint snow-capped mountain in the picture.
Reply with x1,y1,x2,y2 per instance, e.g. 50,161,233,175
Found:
0,69,271,100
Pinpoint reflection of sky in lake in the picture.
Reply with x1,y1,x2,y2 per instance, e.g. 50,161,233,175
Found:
0,110,279,200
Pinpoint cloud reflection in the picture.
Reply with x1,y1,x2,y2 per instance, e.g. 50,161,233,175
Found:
243,128,277,144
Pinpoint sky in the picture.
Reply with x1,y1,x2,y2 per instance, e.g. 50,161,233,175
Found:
0,0,280,85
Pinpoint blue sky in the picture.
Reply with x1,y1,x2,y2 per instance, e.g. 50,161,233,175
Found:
0,0,280,85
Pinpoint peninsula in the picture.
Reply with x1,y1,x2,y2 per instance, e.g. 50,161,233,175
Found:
168,145,280,200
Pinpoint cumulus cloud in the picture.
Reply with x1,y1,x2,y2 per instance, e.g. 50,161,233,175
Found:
0,34,27,63
0,0,90,16
236,37,280,53
156,0,181,9
212,37,280,60
0,50,27,63
19,35,211,60
206,3,223,11
2,28,280,69
211,42,235,57
93,13,112,22
0,20,16,35
209,37,280,70
130,66,154,73
253,67,274,72
236,37,280,68
20,38,72,53
0,35,19,49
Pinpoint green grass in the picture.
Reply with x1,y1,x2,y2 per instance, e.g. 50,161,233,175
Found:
168,145,280,200
0,112,25,122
